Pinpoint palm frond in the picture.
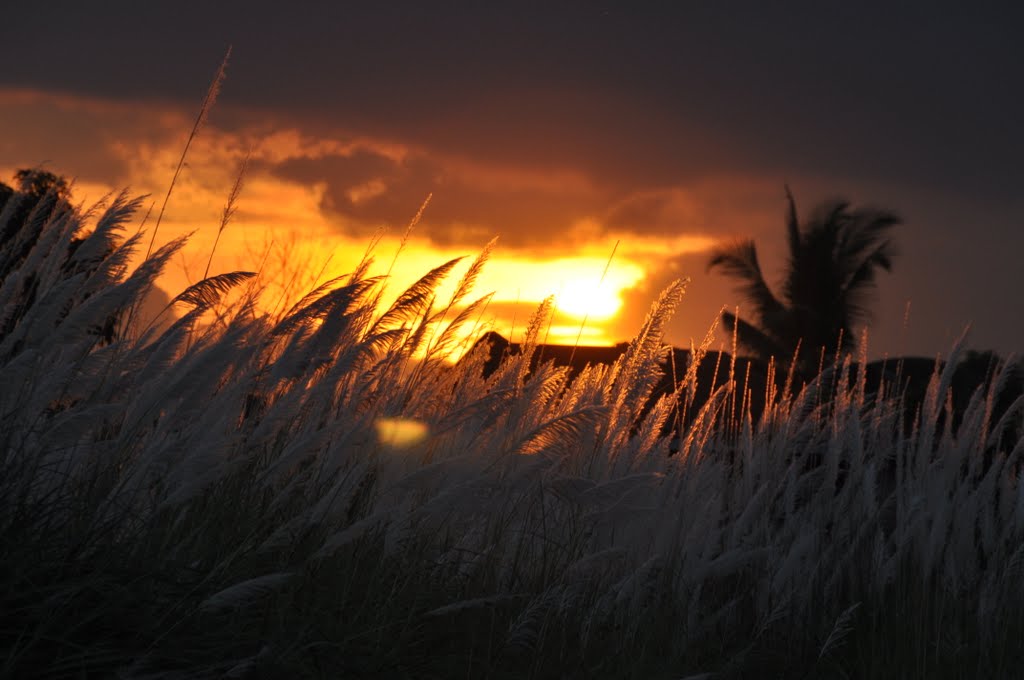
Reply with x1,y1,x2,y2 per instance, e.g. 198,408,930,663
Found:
784,184,800,257
845,215,900,257
840,241,897,325
708,239,787,326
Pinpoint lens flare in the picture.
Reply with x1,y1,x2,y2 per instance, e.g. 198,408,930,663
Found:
374,417,429,448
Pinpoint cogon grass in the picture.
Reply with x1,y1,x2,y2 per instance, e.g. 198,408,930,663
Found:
0,194,1022,679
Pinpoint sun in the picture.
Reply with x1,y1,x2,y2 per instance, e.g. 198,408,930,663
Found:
555,278,623,320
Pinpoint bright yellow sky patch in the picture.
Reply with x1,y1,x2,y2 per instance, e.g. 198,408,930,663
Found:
480,255,644,320
0,88,716,354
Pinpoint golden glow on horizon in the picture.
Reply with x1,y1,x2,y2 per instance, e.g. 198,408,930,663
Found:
7,85,991,360
0,86,728,352
0,162,647,350
554,277,622,320
149,227,644,348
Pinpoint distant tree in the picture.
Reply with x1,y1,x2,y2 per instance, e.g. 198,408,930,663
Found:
707,187,900,376
0,181,13,213
13,168,70,199
0,169,107,349
0,168,72,264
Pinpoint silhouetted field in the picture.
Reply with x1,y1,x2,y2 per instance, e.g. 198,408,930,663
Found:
2,188,1023,679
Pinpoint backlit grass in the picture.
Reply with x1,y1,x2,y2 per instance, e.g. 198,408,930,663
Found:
1,191,1022,679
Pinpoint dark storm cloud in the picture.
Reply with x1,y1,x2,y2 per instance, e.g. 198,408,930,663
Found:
606,193,682,233
602,181,801,244
4,3,1022,197
3,2,1023,355
264,150,599,246
0,92,147,185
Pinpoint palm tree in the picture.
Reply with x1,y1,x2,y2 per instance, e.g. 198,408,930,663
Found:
707,187,899,376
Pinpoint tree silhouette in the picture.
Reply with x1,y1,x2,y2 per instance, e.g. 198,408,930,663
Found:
0,168,71,267
0,169,105,349
707,187,900,376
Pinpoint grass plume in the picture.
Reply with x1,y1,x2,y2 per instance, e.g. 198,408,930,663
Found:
0,190,1022,679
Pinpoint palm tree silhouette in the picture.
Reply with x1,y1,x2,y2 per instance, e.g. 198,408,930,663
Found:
707,187,900,375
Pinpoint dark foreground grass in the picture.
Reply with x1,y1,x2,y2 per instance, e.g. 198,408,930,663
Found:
1,191,1023,679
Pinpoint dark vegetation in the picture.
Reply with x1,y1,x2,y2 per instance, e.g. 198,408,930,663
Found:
475,332,1023,457
0,169,124,349
702,187,1022,449
706,187,899,379
2,168,1023,680
472,187,1021,485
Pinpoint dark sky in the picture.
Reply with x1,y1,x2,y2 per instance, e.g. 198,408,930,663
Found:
2,2,1022,356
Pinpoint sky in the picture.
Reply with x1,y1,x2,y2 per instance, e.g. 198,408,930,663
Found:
1,2,1022,357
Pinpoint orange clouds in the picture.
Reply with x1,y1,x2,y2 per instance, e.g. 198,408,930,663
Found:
0,86,782,351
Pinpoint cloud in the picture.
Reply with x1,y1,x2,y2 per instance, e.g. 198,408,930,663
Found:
0,87,765,352
4,3,1023,205
0,89,890,261
0,89,179,187
264,146,603,247
4,75,1022,358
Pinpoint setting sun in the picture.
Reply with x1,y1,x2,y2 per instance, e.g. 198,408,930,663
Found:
555,277,622,320
4,5,1024,676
